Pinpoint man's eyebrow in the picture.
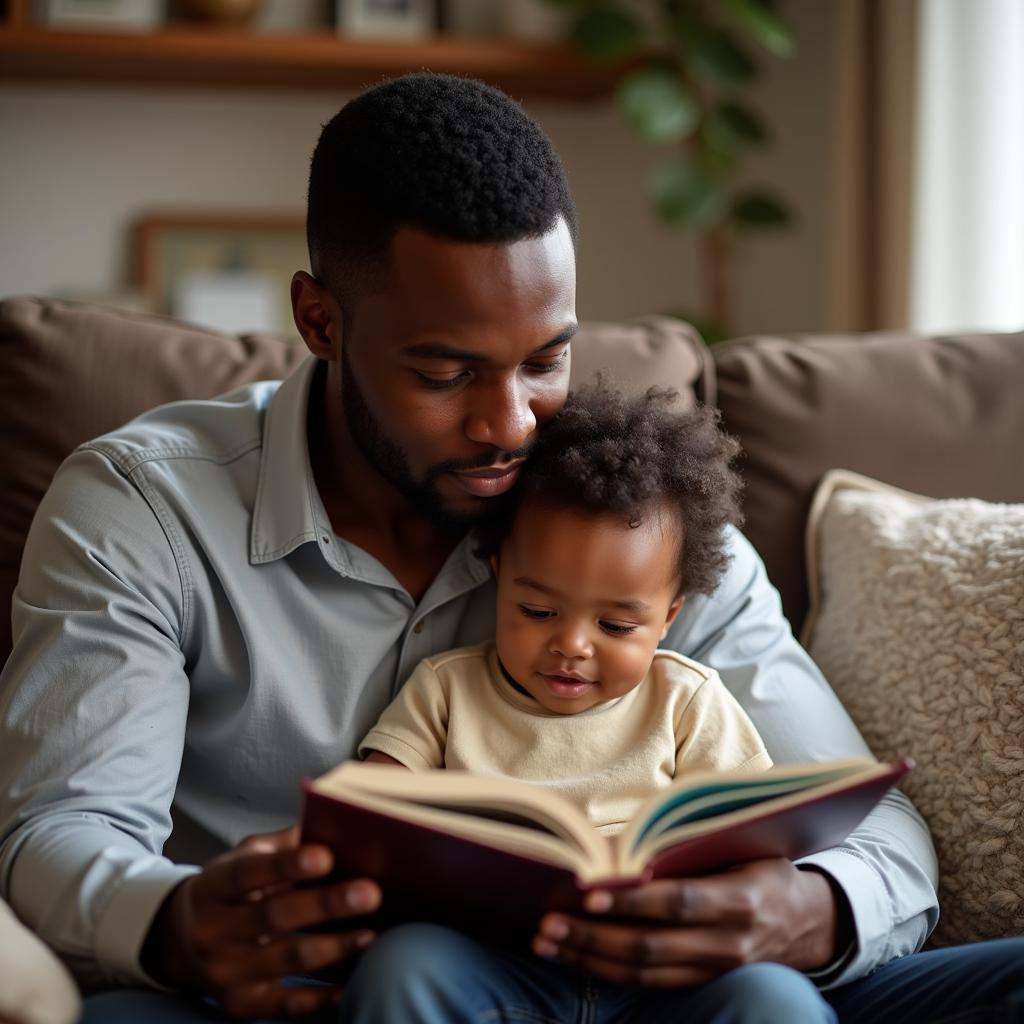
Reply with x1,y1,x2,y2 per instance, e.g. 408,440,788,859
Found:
513,575,651,614
402,324,577,363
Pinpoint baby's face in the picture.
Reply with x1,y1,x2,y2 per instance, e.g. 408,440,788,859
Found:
492,497,683,714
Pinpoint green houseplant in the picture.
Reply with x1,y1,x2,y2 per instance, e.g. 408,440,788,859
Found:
554,0,796,342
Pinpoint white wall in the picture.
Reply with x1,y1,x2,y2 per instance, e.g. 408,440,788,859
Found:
0,0,835,336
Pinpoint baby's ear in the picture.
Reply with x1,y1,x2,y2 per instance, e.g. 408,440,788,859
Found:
659,594,685,640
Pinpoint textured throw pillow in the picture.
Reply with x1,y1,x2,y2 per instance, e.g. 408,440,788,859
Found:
802,469,1024,947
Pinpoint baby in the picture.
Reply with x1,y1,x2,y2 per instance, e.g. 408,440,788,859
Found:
360,379,772,833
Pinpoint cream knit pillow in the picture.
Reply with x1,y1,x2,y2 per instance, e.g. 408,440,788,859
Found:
802,470,1024,947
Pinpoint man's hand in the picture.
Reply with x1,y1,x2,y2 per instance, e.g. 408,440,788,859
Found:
532,859,847,988
143,825,381,1018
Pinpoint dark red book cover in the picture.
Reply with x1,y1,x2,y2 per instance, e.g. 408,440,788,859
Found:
299,760,911,945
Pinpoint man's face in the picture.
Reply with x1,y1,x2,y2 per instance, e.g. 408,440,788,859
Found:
493,497,684,714
336,219,577,531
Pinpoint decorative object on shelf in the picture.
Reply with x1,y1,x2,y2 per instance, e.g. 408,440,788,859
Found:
0,13,618,98
134,213,307,336
175,0,263,25
500,0,568,41
440,0,501,36
555,0,795,342
251,0,323,32
335,0,436,39
33,0,166,30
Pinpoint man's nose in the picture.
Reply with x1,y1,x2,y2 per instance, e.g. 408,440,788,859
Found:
464,379,536,452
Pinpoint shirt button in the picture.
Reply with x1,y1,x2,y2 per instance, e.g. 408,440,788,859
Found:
413,621,425,634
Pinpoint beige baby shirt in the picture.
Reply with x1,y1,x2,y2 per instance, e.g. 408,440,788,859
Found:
359,642,772,835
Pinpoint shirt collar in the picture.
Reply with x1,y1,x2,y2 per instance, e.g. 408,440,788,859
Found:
247,357,493,596
250,355,330,566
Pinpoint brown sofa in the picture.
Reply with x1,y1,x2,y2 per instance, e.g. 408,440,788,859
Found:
3,295,1022,661
1,295,1022,988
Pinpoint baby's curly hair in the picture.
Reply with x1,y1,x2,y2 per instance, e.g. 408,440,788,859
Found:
477,379,744,597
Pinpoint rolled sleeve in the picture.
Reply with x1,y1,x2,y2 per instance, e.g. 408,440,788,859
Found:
664,527,939,983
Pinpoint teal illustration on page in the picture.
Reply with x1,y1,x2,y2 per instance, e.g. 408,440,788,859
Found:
633,765,859,846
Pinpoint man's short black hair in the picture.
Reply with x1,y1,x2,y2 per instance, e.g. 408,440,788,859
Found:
477,379,744,598
307,72,577,301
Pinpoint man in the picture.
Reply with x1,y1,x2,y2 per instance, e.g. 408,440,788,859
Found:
0,73,1020,1023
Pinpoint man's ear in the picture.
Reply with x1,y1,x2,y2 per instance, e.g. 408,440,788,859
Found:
659,594,685,641
291,271,342,361
489,552,500,577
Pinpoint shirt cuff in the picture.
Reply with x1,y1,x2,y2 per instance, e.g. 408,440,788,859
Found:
795,848,893,989
95,859,200,988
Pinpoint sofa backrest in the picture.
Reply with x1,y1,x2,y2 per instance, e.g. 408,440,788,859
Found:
0,296,708,666
714,330,1024,630
5,295,1022,661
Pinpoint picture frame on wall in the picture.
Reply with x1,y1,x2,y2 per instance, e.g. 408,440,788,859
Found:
335,0,436,40
134,212,308,337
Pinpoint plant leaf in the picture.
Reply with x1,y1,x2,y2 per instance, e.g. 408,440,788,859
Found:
722,0,794,57
703,101,767,153
688,28,757,84
729,190,791,230
617,66,699,143
569,5,647,63
695,136,737,178
648,160,725,228
661,0,703,41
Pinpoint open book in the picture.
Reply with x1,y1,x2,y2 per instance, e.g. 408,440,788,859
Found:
300,758,910,934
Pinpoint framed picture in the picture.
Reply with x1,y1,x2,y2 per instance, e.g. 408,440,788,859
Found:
335,0,436,39
134,212,307,336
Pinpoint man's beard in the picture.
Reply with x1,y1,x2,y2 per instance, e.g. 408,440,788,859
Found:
340,345,527,533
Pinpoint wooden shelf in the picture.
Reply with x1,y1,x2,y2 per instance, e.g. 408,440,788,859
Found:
0,22,622,98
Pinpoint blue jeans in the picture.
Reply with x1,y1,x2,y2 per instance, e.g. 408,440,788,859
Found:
80,926,1024,1023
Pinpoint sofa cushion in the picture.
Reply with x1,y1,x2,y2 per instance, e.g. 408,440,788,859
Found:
712,330,1024,632
566,315,712,409
803,469,1024,947
0,298,707,666
0,296,309,667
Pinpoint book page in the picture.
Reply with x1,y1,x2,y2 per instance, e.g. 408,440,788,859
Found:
618,760,893,874
612,759,880,869
633,767,858,844
334,786,597,875
313,763,610,873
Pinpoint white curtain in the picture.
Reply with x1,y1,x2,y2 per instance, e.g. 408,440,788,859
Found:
910,0,1024,333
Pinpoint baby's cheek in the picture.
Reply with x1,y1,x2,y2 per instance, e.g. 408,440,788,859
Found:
496,616,536,659
614,639,657,687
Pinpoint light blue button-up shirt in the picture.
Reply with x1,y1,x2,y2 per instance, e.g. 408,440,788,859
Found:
0,356,938,989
